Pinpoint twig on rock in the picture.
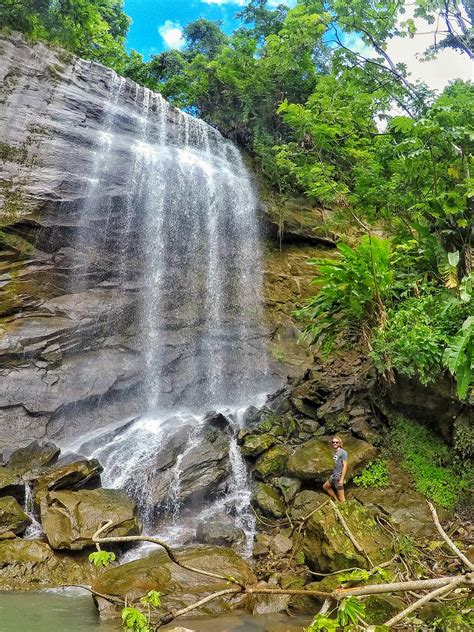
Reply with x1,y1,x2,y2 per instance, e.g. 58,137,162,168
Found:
158,588,242,626
289,499,330,537
329,500,374,567
427,501,474,571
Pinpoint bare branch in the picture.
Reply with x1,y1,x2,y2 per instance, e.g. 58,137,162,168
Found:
384,576,466,627
159,588,242,626
333,573,472,600
427,501,474,571
92,529,246,587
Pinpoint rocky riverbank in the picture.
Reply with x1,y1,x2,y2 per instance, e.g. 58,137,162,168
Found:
1,369,472,629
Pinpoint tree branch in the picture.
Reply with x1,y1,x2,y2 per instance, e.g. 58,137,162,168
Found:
427,501,474,571
332,573,472,600
384,575,466,627
92,525,246,588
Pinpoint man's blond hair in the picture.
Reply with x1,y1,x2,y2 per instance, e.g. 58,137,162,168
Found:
333,435,343,447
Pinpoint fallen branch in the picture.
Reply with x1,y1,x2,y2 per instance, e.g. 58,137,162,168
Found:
92,523,246,588
159,588,241,626
289,499,330,537
384,575,465,628
427,501,474,571
333,573,473,600
330,500,374,567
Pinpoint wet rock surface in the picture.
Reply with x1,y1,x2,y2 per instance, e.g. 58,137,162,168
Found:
92,546,257,620
0,496,31,535
0,539,100,590
40,488,141,550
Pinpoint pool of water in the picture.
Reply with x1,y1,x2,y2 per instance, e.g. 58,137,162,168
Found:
0,589,311,632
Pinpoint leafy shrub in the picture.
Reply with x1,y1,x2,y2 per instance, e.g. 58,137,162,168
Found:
296,235,396,355
88,550,116,567
306,597,366,631
353,459,389,489
443,315,473,400
371,290,468,386
389,417,471,510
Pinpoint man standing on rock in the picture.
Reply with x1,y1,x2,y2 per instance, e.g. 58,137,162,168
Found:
323,436,347,503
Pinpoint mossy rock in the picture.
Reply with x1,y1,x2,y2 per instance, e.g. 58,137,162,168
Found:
254,446,289,479
0,539,99,590
287,434,377,481
40,488,141,550
0,496,31,535
364,595,405,625
253,483,286,518
302,500,391,572
92,546,256,620
241,433,276,457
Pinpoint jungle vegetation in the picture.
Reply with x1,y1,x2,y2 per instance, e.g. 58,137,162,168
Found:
2,0,472,399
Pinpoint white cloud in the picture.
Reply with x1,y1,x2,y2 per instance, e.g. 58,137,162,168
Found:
158,20,185,50
341,4,471,93
385,5,472,92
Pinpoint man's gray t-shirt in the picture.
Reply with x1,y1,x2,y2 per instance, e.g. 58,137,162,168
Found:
332,448,348,481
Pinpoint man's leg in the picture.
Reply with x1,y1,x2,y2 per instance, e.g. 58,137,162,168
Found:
323,480,338,501
336,486,345,503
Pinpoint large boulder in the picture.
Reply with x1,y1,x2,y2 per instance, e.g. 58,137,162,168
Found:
33,458,103,502
7,441,60,476
0,496,31,535
254,446,289,479
253,483,286,518
287,435,377,481
0,466,23,501
92,546,257,620
195,517,245,549
134,425,231,509
300,500,391,572
0,539,100,589
40,488,141,550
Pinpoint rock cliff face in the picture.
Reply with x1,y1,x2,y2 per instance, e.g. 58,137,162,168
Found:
0,33,288,449
1,34,163,447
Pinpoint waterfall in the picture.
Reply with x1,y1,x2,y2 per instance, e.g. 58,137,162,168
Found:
23,482,43,539
65,71,274,554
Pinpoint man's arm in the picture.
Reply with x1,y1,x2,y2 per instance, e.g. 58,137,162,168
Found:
340,459,348,486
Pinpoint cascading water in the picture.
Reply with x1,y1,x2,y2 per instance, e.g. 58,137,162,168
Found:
65,71,275,554
23,482,43,539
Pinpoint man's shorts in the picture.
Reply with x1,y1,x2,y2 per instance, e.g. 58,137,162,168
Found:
329,476,343,492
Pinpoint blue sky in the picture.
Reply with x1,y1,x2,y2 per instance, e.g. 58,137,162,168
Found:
123,1,471,91
124,0,246,59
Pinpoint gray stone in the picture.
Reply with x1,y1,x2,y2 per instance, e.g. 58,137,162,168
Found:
270,534,293,556
272,476,301,504
196,517,245,548
40,488,141,550
253,483,286,518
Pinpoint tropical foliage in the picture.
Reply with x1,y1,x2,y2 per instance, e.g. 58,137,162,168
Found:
2,0,472,398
